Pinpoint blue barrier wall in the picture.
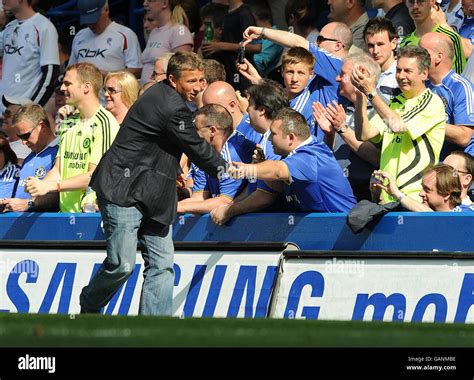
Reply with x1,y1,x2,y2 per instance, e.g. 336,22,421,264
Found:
0,212,473,252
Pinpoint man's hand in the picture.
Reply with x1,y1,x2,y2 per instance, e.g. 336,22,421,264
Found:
2,198,29,212
370,170,400,197
228,162,255,180
325,101,347,131
351,65,377,96
252,144,265,164
235,90,249,113
176,173,187,188
57,105,76,122
242,26,262,47
312,102,335,134
201,42,224,55
236,58,262,85
210,204,232,225
431,2,448,26
25,177,54,197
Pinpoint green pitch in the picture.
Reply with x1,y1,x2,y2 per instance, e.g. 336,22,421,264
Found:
1,314,474,347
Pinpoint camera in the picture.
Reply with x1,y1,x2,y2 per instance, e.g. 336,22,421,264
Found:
373,173,390,187
236,45,245,65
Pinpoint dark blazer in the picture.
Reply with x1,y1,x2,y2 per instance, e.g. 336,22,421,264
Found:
91,81,227,225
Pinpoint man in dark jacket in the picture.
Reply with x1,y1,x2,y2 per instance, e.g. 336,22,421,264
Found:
80,52,228,316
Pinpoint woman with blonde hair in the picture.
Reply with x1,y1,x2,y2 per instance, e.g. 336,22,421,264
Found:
141,0,194,85
104,71,141,124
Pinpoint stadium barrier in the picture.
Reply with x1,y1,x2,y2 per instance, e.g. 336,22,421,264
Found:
0,213,473,322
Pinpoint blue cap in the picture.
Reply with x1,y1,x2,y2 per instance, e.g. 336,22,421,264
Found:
78,0,106,25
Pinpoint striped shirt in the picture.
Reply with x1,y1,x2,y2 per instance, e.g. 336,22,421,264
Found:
0,161,20,198
428,70,474,159
401,24,467,74
370,89,446,202
290,86,319,138
0,13,59,113
58,106,119,212
192,131,256,200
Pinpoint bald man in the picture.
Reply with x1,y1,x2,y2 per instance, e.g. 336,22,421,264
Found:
327,0,368,53
202,81,261,144
420,32,474,159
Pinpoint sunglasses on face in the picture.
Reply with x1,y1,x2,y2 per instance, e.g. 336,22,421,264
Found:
16,122,42,141
317,35,344,47
3,110,12,119
103,86,122,95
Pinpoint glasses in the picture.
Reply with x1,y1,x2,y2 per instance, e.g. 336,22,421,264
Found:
16,122,42,141
3,109,12,119
103,86,122,95
456,169,470,175
317,35,342,45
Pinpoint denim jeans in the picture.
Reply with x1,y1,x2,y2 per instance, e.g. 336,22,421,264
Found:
80,197,174,316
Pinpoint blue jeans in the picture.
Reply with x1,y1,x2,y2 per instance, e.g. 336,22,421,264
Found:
80,197,174,316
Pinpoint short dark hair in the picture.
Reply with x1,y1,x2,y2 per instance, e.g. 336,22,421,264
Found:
200,3,228,29
363,17,398,41
251,4,273,24
0,136,18,166
247,80,289,120
274,108,310,139
194,103,233,133
203,59,226,84
397,45,431,72
167,51,204,80
285,0,315,32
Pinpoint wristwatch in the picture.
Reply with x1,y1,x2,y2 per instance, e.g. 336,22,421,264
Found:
27,199,35,211
367,92,375,102
337,124,349,134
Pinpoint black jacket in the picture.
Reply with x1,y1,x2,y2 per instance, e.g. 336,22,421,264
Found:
91,81,227,225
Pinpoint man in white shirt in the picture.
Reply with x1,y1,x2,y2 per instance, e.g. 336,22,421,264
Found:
363,17,401,103
0,0,60,114
70,0,142,78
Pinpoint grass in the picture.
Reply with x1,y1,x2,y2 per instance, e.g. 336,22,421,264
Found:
1,313,474,347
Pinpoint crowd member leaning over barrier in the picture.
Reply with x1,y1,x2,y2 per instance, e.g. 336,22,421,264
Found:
103,71,141,125
1,103,59,212
24,63,120,213
211,108,356,226
371,163,474,212
177,104,256,214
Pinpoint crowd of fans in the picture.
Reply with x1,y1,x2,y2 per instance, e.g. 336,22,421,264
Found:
0,0,473,220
